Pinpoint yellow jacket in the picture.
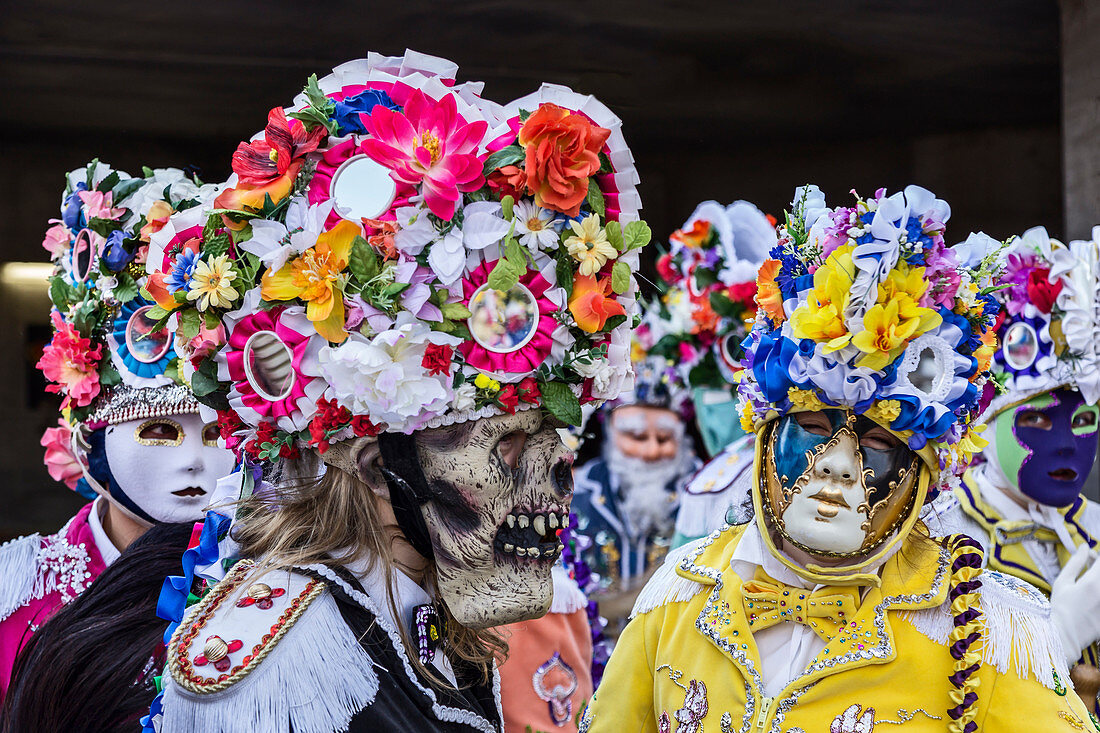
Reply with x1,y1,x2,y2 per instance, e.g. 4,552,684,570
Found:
581,524,1093,732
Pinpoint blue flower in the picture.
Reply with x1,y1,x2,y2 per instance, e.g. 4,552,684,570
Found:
333,89,399,136
101,230,135,272
165,249,199,293
61,183,88,230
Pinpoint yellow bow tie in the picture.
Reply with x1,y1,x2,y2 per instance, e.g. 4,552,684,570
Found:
742,569,861,642
992,520,1060,546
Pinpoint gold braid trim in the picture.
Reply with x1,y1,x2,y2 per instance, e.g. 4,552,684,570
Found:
167,560,327,695
946,535,985,733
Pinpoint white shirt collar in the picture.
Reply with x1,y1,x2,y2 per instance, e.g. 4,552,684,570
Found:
87,496,122,566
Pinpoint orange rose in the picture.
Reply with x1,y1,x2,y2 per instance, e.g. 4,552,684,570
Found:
756,259,786,325
670,219,712,249
569,273,626,333
518,103,611,217
140,200,173,242
690,293,719,334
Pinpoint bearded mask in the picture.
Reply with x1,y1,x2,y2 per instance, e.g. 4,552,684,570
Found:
985,388,1100,507
760,409,921,558
325,410,575,629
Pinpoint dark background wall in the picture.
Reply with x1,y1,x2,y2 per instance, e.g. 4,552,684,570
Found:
0,0,1077,536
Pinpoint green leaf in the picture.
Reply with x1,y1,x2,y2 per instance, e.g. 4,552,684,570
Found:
178,308,201,341
85,217,118,238
203,309,221,330
234,251,261,287
605,220,624,252
554,247,574,294
98,171,120,193
173,289,189,304
694,266,720,291
145,305,169,321
622,220,652,252
518,108,532,122
288,73,338,134
203,215,232,258
112,177,143,203
540,381,582,426
98,362,122,388
191,357,220,397
48,277,73,310
585,179,606,217
348,236,380,284
112,273,139,303
71,299,99,337
598,151,613,175
440,302,472,320
709,290,741,319
603,314,628,331
482,146,525,177
381,281,411,298
610,260,631,294
500,195,515,222
487,257,521,292
162,358,181,386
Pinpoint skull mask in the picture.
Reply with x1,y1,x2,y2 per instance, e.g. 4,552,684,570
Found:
328,410,575,629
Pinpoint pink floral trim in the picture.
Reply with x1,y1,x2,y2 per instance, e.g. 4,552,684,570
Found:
224,306,318,424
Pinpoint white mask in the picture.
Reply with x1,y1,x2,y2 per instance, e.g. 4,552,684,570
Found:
103,413,236,523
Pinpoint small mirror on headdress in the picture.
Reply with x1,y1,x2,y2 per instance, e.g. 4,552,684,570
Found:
243,330,296,401
895,334,954,401
125,306,172,364
72,228,97,282
330,155,398,222
1002,321,1040,371
468,283,539,354
718,332,741,371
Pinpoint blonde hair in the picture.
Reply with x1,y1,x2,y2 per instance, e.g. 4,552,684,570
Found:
232,463,506,685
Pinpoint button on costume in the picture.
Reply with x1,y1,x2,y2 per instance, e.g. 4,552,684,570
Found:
926,226,1100,709
0,162,234,697
133,50,652,732
581,185,1094,732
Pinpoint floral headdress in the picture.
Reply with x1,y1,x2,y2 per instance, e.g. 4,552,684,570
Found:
646,200,776,390
144,50,650,460
738,184,1003,494
37,161,220,493
979,225,1100,419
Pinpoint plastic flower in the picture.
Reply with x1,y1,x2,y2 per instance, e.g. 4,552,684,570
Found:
42,223,71,259
37,312,103,408
261,220,360,343
565,215,616,276
363,89,488,220
318,313,462,432
78,190,125,221
187,255,240,312
517,103,611,217
569,273,625,333
41,419,83,490
790,245,855,352
165,248,199,292
787,388,826,412
670,219,712,250
231,106,324,186
512,200,562,250
851,300,920,371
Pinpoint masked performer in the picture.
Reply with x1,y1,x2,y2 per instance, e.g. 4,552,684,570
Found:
143,50,649,732
0,163,235,697
571,355,697,633
581,185,1095,732
642,200,776,547
927,226,1100,710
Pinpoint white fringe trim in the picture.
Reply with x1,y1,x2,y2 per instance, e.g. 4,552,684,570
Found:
549,564,589,615
161,591,379,733
898,570,1070,691
0,534,41,621
629,537,710,618
305,564,502,733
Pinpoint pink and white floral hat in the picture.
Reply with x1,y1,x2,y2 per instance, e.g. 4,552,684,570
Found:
143,50,651,460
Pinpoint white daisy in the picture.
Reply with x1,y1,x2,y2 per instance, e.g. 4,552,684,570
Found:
512,200,563,251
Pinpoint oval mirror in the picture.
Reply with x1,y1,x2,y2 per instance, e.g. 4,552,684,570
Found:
243,330,296,402
330,155,398,222
1002,321,1039,371
468,282,540,354
124,305,172,364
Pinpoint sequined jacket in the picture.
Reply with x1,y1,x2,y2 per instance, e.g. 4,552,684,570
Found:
0,501,105,697
580,523,1093,732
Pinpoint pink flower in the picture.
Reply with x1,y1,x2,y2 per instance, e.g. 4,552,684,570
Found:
77,190,125,221
37,312,103,408
363,90,487,221
42,223,71,259
186,322,227,365
41,419,83,490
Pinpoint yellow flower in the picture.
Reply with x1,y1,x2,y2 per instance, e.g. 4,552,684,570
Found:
739,401,757,433
787,388,826,412
261,220,359,343
186,255,239,311
565,215,617,277
851,300,923,371
473,373,500,392
790,245,856,352
864,399,901,426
